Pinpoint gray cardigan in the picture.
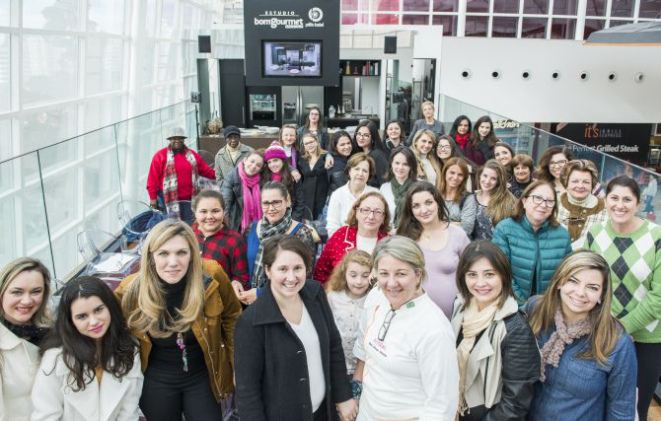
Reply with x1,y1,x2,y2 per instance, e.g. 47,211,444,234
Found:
214,143,254,188
444,191,477,237
407,119,445,145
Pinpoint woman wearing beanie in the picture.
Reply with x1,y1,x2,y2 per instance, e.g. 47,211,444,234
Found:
299,132,330,220
263,141,305,221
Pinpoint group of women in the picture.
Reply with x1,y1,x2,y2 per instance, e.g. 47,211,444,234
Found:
1,106,660,421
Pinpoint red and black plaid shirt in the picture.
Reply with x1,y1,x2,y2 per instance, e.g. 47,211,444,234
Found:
193,223,249,287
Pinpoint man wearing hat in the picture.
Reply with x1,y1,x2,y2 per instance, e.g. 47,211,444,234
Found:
146,126,215,222
214,125,254,189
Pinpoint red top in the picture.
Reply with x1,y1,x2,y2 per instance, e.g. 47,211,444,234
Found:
146,147,215,200
313,226,389,284
454,133,470,151
192,223,250,287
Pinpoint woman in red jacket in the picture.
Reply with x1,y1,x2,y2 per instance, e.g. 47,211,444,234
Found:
146,126,215,223
314,191,390,284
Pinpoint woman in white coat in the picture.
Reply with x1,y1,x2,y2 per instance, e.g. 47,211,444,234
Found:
0,257,52,421
31,276,143,421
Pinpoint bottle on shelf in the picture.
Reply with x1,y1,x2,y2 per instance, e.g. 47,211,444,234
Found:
345,61,350,75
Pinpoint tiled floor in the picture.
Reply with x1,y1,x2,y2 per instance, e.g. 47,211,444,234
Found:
650,400,661,421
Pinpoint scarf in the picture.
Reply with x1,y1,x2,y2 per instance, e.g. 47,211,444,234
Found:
1,317,49,347
271,172,282,183
238,162,263,232
163,146,199,216
391,177,413,226
251,208,293,288
284,145,298,169
539,308,591,381
455,133,470,150
457,299,499,416
567,193,598,209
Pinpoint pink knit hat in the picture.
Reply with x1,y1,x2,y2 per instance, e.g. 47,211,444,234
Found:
264,141,287,162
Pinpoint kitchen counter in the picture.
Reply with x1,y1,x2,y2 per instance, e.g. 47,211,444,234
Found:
199,133,279,157
326,114,380,129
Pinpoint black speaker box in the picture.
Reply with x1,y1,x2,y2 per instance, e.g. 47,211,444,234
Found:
198,35,211,53
384,36,397,54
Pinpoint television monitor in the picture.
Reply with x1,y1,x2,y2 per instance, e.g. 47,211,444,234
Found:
262,41,322,78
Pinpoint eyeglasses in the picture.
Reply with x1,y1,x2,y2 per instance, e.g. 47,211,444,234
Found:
358,207,385,218
261,200,284,210
549,159,568,167
357,132,371,139
378,309,396,341
529,194,555,208
439,145,452,150
303,141,317,147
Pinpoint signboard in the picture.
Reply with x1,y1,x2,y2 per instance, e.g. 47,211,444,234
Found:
553,123,652,166
244,0,340,86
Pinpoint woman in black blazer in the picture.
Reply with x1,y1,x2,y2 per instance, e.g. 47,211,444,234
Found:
234,236,356,421
298,132,330,221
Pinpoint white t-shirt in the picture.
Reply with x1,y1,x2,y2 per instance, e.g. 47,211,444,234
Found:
327,290,368,375
356,235,378,255
326,184,379,237
354,288,459,421
289,306,326,412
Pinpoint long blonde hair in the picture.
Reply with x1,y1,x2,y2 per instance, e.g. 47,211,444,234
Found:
410,129,442,183
0,257,51,327
477,159,517,226
301,132,327,161
122,220,205,338
529,251,621,365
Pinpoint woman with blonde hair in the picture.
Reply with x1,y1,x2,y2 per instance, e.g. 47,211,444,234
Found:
472,160,517,240
410,129,442,187
0,257,52,420
525,251,636,421
406,100,445,145
439,157,477,235
116,219,241,421
299,132,330,220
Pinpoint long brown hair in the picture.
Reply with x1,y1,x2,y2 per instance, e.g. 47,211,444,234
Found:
327,250,373,293
477,159,517,226
535,146,573,182
529,251,622,365
0,257,52,327
410,129,442,183
438,157,470,203
397,181,449,240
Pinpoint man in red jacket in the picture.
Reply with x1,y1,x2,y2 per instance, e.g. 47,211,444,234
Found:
146,127,215,222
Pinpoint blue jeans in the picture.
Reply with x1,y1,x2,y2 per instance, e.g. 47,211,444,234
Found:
645,195,654,213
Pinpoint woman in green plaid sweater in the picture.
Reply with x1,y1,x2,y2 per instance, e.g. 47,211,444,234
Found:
584,175,661,421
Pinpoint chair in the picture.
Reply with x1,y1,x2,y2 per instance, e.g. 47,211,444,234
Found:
165,200,194,225
198,177,220,191
77,230,140,291
198,150,216,167
117,200,164,252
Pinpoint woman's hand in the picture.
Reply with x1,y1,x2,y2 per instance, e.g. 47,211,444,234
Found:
292,170,302,182
336,399,358,421
241,288,258,305
325,154,335,169
231,281,245,300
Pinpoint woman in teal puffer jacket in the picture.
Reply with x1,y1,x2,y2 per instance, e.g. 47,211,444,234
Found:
492,180,572,303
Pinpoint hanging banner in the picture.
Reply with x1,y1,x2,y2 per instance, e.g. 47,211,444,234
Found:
243,0,340,87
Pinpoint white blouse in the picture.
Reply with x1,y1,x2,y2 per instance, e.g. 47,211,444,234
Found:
327,290,368,375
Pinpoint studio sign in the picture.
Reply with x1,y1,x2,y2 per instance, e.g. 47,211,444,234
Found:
254,8,325,29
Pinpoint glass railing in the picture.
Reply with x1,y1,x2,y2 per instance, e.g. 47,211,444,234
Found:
439,94,659,222
0,101,199,280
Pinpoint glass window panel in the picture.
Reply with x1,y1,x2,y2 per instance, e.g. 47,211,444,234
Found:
22,35,78,107
608,19,633,28
432,15,458,35
522,17,548,37
87,0,125,34
465,15,489,36
586,0,606,16
21,105,78,162
610,0,635,17
342,13,369,24
0,34,9,113
22,0,80,30
492,16,518,37
85,38,123,95
41,149,78,234
138,39,156,87
550,17,576,38
467,0,490,13
433,0,459,12
156,42,179,82
0,0,9,26
493,0,519,14
342,0,359,11
638,1,661,18
0,120,13,193
584,19,605,39
553,0,578,15
374,14,400,24
83,96,123,133
523,0,549,14
83,149,120,206
160,0,178,38
373,0,399,11
404,0,430,11
145,0,157,37
402,14,430,24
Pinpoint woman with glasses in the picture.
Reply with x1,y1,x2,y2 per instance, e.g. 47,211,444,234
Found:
315,192,390,284
525,251,637,421
406,101,445,145
241,182,315,305
379,146,418,228
297,106,329,150
235,236,357,421
556,159,608,245
299,133,329,221
452,241,540,420
410,129,442,187
326,153,379,237
397,182,470,319
222,149,265,232
492,180,572,303
353,236,459,421
535,146,573,196
584,175,661,421
510,154,535,199
352,120,389,187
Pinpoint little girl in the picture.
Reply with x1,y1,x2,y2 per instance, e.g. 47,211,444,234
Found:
326,250,373,376
31,277,143,421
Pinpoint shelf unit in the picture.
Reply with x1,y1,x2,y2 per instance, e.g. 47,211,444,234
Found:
339,60,380,77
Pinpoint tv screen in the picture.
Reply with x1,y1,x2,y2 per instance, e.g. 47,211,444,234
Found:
262,41,322,78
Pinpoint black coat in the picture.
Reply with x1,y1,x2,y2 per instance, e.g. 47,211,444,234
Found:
327,155,347,196
298,156,329,221
367,149,389,188
234,280,352,421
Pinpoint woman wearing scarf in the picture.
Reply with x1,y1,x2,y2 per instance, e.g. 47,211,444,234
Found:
0,257,52,421
221,149,265,232
449,115,472,154
240,182,316,305
147,126,215,222
525,251,637,421
379,146,417,229
451,240,540,421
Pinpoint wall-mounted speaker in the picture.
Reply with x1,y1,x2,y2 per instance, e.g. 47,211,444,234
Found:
384,36,397,54
198,35,211,53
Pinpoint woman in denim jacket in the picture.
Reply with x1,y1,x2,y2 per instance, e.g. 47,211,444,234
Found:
525,251,637,421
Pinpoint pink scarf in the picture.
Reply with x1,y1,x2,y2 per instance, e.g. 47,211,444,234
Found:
238,162,263,232
271,172,282,182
